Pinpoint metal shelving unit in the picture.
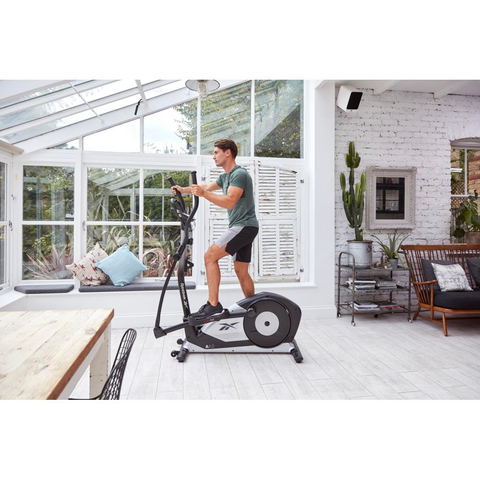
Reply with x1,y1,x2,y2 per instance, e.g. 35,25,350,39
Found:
337,251,412,326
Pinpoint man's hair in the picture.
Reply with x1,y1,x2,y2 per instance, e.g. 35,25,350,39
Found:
214,138,238,159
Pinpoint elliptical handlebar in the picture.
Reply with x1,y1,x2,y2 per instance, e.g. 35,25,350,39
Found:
168,175,187,213
172,171,199,261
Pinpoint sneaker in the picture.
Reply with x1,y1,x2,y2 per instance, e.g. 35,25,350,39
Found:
191,301,223,319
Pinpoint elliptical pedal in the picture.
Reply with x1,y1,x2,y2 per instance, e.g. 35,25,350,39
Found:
187,309,229,326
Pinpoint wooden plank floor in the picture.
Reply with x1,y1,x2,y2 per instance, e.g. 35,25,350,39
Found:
71,313,480,400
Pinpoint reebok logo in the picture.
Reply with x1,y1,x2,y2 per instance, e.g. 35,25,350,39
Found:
219,322,239,331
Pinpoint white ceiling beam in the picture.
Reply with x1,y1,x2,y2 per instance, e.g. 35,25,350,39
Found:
1,80,176,137
374,80,401,95
0,80,70,103
315,80,328,89
0,139,23,155
135,80,148,103
433,80,468,99
15,80,245,154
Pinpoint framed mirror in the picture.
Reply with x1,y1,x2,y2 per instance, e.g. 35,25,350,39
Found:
366,167,416,230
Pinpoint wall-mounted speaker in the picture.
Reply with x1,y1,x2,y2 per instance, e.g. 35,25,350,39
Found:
337,85,363,112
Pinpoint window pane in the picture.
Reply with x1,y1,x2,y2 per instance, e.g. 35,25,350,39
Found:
0,93,84,130
143,225,189,277
87,168,140,221
94,94,141,116
201,82,251,156
1,110,95,145
144,170,192,222
49,139,79,150
81,80,137,103
87,225,139,256
23,166,74,221
0,80,90,110
254,80,303,158
451,148,465,196
0,226,5,285
0,162,5,221
144,100,197,155
144,80,185,100
83,120,140,152
22,225,73,280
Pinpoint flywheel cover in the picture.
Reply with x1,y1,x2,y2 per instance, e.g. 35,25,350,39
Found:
243,300,291,348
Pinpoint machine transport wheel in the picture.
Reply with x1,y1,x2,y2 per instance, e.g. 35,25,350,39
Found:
171,350,179,357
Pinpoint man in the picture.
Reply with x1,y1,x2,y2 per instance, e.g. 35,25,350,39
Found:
172,138,259,318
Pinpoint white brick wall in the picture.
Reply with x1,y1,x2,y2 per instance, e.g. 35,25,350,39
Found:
335,89,480,307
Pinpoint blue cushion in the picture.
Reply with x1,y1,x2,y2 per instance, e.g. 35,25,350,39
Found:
96,245,147,287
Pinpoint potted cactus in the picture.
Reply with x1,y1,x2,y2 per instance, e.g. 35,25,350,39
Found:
340,141,372,268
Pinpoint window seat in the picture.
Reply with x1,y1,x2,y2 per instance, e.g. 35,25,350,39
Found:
13,281,196,295
79,281,196,292
14,285,74,294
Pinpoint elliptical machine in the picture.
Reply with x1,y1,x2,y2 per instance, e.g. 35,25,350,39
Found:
153,171,303,363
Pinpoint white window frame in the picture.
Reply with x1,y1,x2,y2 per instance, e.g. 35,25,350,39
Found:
81,152,201,285
15,156,77,285
0,154,11,290
451,140,480,204
451,147,470,203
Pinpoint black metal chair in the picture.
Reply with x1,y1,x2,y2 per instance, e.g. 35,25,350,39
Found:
70,328,137,400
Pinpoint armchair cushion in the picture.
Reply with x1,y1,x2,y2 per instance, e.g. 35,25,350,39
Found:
421,259,454,291
466,257,480,288
434,290,480,310
431,263,472,292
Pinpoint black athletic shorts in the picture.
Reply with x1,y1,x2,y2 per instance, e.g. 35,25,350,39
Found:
214,226,259,263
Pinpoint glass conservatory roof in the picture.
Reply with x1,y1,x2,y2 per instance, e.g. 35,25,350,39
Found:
0,79,237,153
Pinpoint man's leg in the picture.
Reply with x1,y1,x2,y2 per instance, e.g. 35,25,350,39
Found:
234,261,255,298
204,243,229,306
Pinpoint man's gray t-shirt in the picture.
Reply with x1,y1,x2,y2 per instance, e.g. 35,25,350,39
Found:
216,165,259,228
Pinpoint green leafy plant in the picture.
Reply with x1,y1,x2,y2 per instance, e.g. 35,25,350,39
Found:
340,141,366,241
452,190,480,239
371,230,410,267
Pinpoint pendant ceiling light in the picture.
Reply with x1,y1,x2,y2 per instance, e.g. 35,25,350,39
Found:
185,80,220,97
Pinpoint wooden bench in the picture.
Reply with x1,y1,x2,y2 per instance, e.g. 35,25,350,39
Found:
401,244,480,336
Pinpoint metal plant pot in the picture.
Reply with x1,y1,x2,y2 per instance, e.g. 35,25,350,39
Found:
388,258,399,269
347,240,373,269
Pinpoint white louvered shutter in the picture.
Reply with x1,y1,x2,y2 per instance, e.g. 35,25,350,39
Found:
255,162,299,280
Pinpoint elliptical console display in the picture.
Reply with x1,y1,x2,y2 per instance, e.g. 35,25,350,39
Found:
153,171,303,363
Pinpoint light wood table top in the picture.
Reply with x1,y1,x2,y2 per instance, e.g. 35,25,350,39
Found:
0,309,114,400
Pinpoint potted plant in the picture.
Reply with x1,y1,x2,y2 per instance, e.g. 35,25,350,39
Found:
371,230,410,269
340,141,372,268
452,190,480,243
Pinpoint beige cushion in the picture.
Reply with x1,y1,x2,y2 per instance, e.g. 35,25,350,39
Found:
66,244,109,286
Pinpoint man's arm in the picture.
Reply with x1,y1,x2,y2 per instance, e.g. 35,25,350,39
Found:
193,185,244,210
172,181,221,195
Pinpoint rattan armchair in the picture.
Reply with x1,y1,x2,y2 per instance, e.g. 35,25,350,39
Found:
401,244,480,336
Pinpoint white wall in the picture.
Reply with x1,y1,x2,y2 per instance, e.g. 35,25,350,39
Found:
335,88,480,305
